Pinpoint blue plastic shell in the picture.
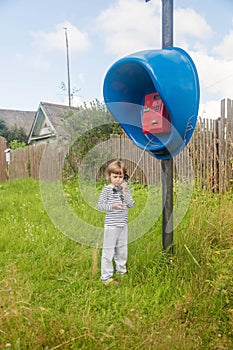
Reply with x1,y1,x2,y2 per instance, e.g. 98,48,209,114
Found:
103,47,200,159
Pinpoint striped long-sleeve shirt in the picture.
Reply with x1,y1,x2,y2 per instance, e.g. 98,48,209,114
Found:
97,184,134,227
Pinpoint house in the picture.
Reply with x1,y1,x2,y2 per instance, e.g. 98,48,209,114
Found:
28,102,79,145
0,108,36,136
0,102,79,145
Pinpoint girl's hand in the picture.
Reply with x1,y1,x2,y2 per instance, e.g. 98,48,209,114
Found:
121,181,127,194
112,203,125,209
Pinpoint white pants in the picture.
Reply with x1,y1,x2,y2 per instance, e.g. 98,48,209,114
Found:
101,225,128,281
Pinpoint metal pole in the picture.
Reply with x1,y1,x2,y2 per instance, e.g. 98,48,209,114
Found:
161,0,174,252
162,0,173,48
64,27,71,107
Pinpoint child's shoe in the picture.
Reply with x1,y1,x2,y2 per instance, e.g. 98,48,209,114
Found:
103,278,120,286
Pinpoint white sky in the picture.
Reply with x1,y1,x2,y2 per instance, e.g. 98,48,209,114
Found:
0,0,232,119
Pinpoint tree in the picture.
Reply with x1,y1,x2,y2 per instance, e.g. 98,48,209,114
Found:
62,99,123,177
0,119,28,147
7,125,28,144
63,99,122,155
0,119,8,139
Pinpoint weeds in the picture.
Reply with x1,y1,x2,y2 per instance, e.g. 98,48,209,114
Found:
0,179,232,349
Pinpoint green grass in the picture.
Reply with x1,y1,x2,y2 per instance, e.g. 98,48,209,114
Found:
0,179,233,350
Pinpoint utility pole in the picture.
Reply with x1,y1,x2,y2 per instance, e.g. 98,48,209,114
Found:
161,0,174,253
64,27,71,107
146,0,174,252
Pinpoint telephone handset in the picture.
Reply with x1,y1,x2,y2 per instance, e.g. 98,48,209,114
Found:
123,174,129,182
112,173,129,200
142,92,171,134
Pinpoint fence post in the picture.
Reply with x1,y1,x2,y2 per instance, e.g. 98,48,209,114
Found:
226,98,233,188
0,136,7,182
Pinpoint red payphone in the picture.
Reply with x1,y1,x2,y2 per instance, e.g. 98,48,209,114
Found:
142,92,171,134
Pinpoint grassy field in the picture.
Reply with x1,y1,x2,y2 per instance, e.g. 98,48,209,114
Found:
0,178,233,350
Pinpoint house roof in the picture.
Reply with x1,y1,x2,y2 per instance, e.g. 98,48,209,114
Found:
40,101,79,138
28,101,79,144
0,108,36,135
0,102,80,143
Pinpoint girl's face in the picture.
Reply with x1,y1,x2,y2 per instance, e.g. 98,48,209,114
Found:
110,172,124,187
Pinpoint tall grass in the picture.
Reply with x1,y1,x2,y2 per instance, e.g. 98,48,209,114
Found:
0,179,232,349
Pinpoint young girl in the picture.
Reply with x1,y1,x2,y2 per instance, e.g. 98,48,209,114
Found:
97,160,134,285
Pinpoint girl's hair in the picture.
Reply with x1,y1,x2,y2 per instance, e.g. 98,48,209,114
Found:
106,160,126,177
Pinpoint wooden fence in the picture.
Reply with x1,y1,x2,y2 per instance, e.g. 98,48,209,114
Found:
0,136,7,182
0,98,232,193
